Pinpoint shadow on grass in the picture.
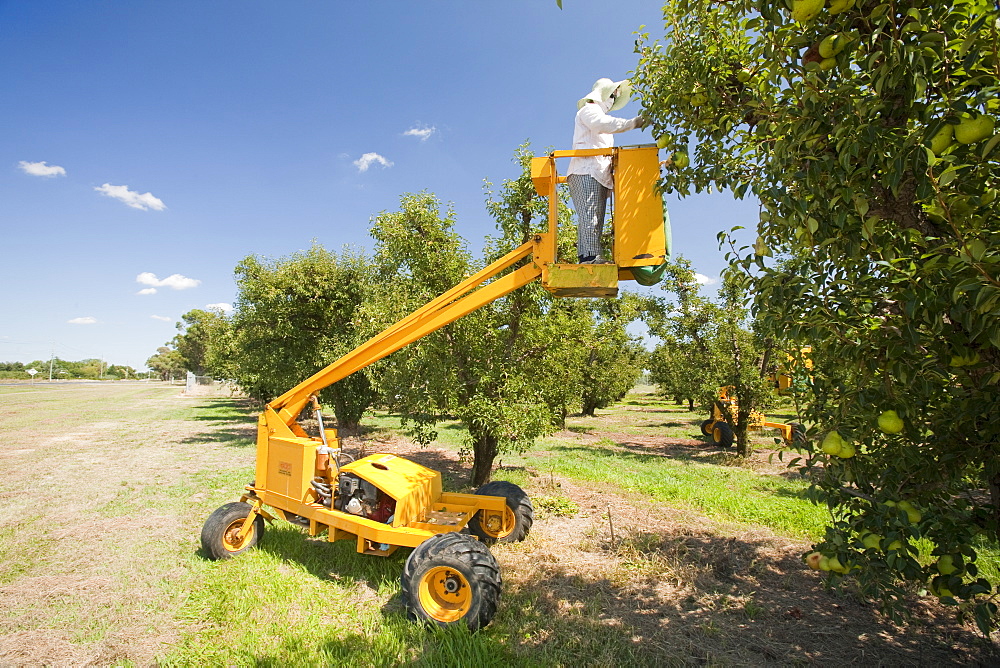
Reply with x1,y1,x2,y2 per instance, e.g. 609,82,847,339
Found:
490,530,987,666
555,438,726,468
237,521,989,666
180,423,256,448
187,397,257,422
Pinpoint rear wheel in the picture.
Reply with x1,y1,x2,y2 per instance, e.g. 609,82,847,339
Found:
710,422,735,448
401,532,501,631
201,502,265,560
467,481,533,544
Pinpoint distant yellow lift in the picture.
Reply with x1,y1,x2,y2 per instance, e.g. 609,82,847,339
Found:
203,145,669,629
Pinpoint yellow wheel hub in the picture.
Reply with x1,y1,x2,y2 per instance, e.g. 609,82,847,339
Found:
222,519,252,552
482,508,516,539
418,566,472,622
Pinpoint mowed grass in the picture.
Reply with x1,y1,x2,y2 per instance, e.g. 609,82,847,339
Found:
3,384,997,665
529,442,827,540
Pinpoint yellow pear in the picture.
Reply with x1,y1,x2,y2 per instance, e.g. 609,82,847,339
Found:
819,33,847,58
861,533,882,549
954,114,995,144
792,0,825,22
897,500,922,524
828,0,855,13
929,124,954,155
937,555,959,575
821,430,844,455
877,410,904,434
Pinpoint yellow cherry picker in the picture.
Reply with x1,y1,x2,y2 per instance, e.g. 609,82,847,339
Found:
200,145,670,630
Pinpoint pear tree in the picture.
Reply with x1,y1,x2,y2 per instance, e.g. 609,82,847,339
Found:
634,0,1000,631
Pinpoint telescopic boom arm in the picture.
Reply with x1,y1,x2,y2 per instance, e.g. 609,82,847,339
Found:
262,145,667,435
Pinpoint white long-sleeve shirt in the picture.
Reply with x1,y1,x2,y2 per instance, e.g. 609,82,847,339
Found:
566,98,642,190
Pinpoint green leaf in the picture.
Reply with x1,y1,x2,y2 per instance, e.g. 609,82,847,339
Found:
938,166,959,187
982,133,1000,159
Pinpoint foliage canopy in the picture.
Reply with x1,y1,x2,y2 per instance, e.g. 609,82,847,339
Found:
634,0,1000,630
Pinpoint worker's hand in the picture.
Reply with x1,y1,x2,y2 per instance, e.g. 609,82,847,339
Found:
635,115,649,129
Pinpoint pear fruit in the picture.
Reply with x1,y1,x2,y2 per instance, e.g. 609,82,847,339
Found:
672,151,690,169
818,555,832,571
819,33,847,58
861,532,882,549
821,430,845,456
806,551,823,570
690,90,708,106
819,57,837,71
954,114,995,144
937,554,959,575
792,0,825,22
929,124,954,155
828,0,855,13
897,500,922,524
656,134,670,149
736,68,753,83
754,236,772,256
877,410,904,434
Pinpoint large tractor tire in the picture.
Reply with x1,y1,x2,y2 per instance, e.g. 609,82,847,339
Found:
201,502,265,560
699,419,715,437
467,480,533,545
401,532,501,631
710,422,735,448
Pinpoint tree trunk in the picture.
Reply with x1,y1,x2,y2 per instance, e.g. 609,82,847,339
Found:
470,429,499,487
735,406,752,458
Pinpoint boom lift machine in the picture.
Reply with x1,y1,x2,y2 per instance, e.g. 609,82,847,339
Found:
200,145,670,630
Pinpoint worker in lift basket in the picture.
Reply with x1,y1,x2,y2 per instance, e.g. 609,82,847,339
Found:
567,78,647,264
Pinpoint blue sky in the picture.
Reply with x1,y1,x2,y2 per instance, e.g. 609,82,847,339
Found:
1,0,758,371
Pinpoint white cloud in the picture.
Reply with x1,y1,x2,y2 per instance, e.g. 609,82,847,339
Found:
68,316,97,325
136,287,157,295
151,315,172,322
403,125,436,141
136,272,201,290
694,273,718,286
205,302,234,313
95,183,166,211
19,160,66,177
353,152,393,172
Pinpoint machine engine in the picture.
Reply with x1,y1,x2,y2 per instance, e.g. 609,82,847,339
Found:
334,472,395,523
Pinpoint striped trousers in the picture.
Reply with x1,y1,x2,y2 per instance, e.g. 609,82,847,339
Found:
568,173,610,261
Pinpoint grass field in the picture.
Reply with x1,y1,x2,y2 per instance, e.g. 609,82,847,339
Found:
0,383,993,666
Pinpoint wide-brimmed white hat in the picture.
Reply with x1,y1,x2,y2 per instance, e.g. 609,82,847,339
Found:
577,78,632,111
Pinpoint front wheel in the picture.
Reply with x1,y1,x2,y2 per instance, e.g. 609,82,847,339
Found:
699,419,715,437
401,532,502,631
201,502,265,560
710,422,735,448
467,481,533,545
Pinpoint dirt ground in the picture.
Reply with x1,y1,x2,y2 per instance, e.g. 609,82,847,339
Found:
352,428,998,666
1,385,996,666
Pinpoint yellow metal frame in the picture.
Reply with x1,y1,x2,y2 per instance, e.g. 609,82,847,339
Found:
239,145,665,554
708,386,795,444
